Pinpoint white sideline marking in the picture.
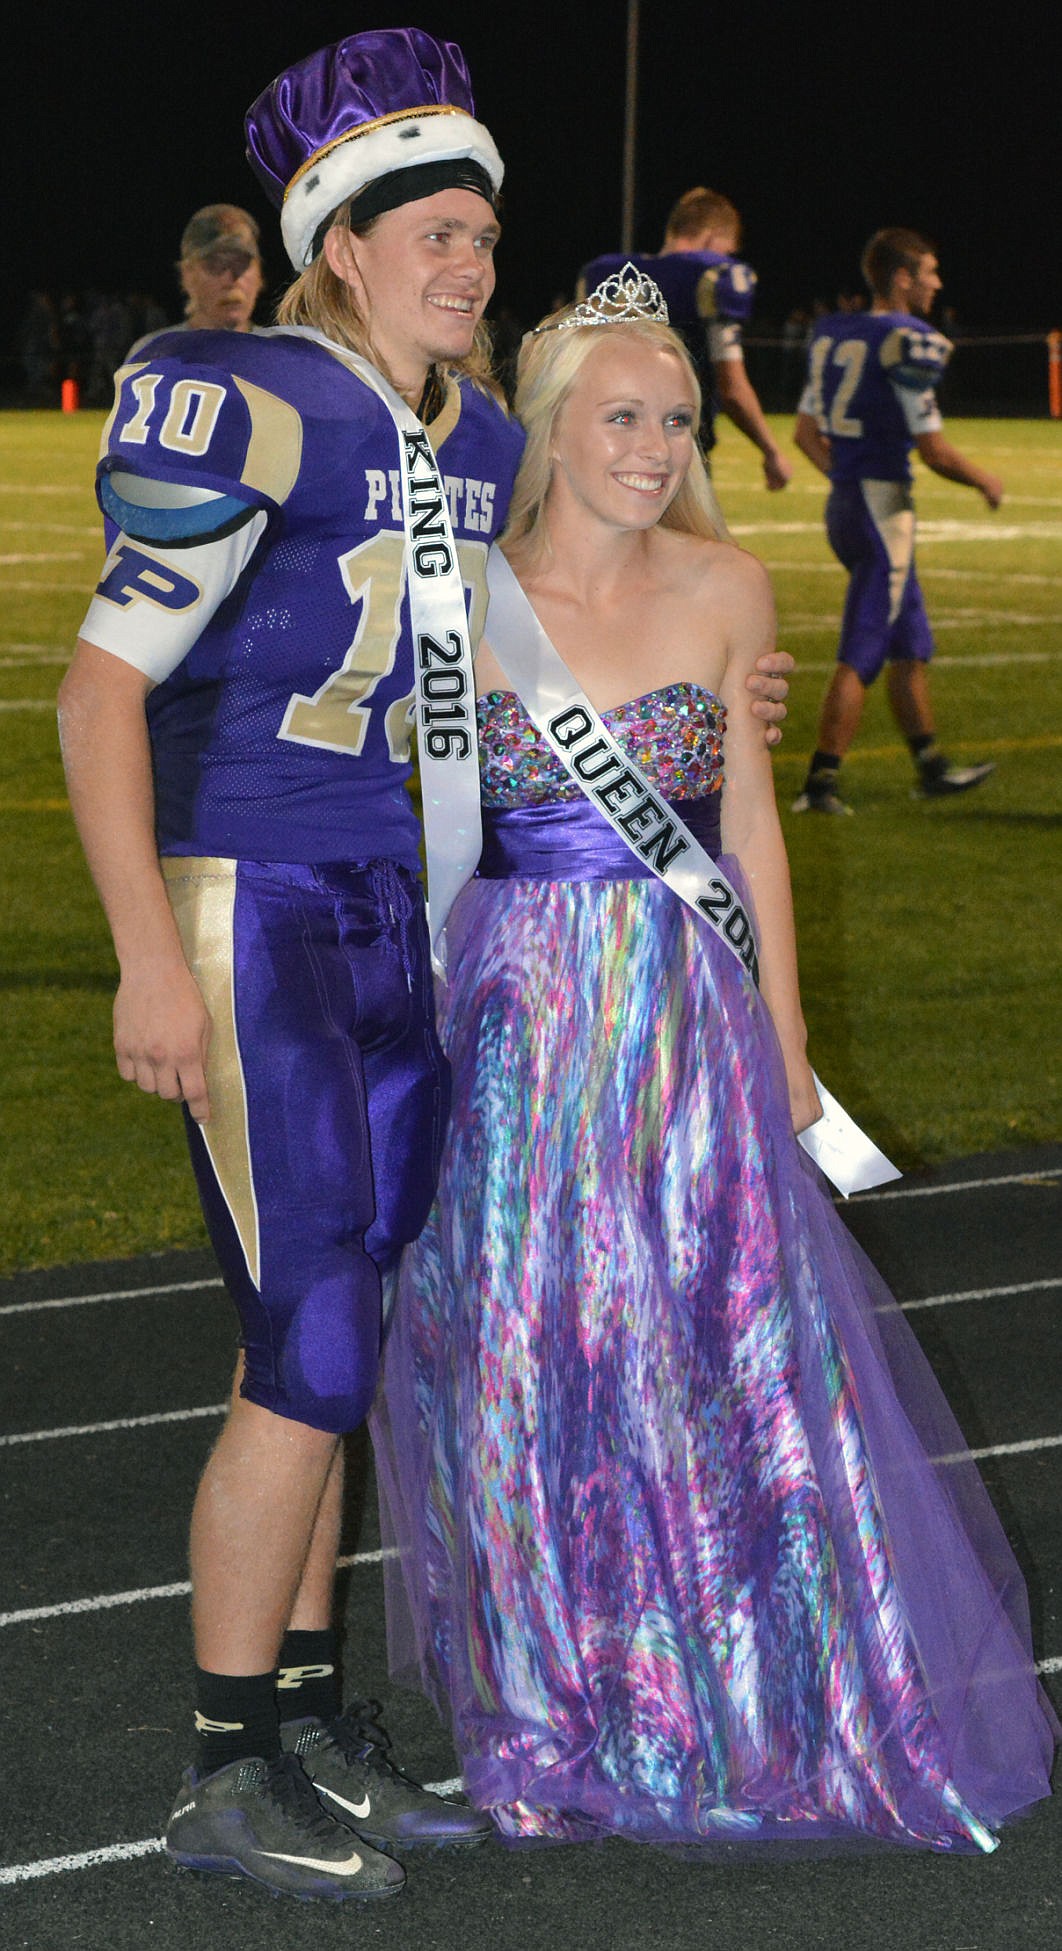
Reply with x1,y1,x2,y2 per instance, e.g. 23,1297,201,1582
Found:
0,700,54,711
764,564,1062,586
731,520,1062,542
943,1434,1062,1464
796,651,1060,674
900,1277,1062,1313
0,1549,396,1630
0,551,85,565
787,618,1062,633
0,1276,223,1318
0,649,67,667
0,484,86,497
851,1167,1062,1204
0,1403,227,1447
0,522,99,535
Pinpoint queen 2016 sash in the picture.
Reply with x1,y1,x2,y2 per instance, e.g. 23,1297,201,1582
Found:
285,328,482,974
483,546,900,1198
485,547,760,983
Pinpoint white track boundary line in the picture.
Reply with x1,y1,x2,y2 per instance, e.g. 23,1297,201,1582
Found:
1,1276,1055,1451
4,1415,1059,1630
851,1167,1062,1204
0,1548,396,1630
900,1277,1061,1313
0,1276,223,1318
935,1434,1062,1465
0,1403,226,1448
2,1165,1056,1319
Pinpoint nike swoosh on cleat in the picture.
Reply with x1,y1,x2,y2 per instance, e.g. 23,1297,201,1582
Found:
317,1783,372,1820
254,1846,365,1874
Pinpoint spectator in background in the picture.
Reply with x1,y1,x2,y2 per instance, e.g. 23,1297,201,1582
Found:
176,204,265,333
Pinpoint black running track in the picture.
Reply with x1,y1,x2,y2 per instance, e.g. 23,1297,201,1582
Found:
2,1147,1059,1951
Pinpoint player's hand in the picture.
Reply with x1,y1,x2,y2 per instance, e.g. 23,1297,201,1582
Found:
113,962,212,1123
980,474,1004,510
762,449,793,492
747,649,794,747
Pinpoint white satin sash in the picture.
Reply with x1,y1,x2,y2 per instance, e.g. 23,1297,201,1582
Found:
283,329,482,973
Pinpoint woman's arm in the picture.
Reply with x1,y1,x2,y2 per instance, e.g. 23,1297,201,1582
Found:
713,555,820,1132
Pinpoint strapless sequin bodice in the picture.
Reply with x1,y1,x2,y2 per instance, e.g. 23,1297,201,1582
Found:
477,682,726,809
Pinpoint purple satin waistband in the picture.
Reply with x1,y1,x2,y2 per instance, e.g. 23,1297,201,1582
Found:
476,793,722,881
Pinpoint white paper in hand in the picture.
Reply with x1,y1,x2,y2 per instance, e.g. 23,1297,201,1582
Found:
797,1072,902,1198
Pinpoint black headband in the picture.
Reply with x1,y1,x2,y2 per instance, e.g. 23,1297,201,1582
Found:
311,158,498,258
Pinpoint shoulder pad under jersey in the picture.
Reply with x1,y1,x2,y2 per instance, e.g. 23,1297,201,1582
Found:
696,257,758,323
96,351,303,545
879,323,952,391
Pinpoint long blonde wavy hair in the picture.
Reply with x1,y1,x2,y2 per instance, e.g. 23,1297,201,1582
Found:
275,198,497,396
502,312,728,566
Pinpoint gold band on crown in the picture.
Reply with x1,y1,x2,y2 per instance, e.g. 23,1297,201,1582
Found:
284,103,473,200
534,262,670,333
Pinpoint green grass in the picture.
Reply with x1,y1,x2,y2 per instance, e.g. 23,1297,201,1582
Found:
1,410,1060,1272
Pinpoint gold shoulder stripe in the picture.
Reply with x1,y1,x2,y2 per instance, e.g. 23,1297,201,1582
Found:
233,375,304,506
99,361,149,461
425,376,462,453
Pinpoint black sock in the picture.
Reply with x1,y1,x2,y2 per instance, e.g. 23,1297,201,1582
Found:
194,1667,281,1775
808,749,841,780
276,1627,340,1724
908,732,941,771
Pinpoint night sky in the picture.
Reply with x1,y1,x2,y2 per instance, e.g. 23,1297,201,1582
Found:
6,1,1060,352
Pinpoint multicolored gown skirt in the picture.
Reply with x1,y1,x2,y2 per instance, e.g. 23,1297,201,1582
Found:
373,684,1056,1849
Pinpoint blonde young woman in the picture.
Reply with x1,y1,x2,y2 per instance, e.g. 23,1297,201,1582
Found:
375,280,1055,1852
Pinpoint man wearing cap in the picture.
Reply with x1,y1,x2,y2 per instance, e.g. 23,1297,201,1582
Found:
177,204,265,333
58,27,790,1902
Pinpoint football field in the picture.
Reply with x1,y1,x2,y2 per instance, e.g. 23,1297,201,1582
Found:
1,409,1059,1273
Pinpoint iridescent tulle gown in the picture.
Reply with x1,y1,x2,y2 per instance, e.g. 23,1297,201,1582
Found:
374,683,1056,1849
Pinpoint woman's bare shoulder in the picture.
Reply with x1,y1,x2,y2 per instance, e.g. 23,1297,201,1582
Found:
658,529,773,604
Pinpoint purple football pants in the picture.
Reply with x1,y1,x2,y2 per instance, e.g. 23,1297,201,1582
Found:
826,479,935,682
167,856,449,1434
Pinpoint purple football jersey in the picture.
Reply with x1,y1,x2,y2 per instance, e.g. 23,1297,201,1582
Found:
799,312,951,484
91,328,524,865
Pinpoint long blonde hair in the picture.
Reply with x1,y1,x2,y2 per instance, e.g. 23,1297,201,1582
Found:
501,313,728,565
275,200,497,394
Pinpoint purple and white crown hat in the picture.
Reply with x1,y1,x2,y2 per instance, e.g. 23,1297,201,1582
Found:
245,27,504,272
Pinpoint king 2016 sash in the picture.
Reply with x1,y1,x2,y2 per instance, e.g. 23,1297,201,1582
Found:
483,547,900,1198
285,328,482,973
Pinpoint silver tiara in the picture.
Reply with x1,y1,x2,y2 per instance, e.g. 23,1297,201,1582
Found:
534,261,670,333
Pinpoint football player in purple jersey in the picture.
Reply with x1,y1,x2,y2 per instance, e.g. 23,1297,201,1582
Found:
57,27,518,1902
792,227,1002,814
579,187,792,490
56,31,793,1903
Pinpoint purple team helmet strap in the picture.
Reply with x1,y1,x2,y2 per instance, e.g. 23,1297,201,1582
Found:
245,27,504,270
